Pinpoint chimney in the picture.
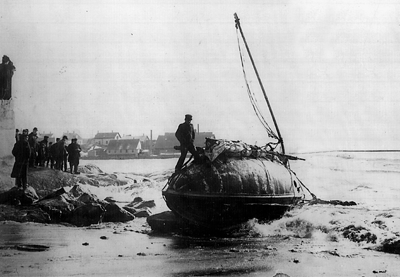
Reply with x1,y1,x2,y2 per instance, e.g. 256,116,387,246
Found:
150,130,153,155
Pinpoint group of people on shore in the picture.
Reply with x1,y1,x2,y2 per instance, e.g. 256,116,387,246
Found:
11,127,82,190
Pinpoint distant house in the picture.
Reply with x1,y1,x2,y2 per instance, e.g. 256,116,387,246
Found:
94,132,121,146
121,134,134,140
106,139,141,158
154,132,215,156
133,134,152,150
87,145,106,158
121,134,153,154
154,133,179,156
63,131,83,145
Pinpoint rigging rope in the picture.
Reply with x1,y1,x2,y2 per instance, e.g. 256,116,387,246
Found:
236,28,279,140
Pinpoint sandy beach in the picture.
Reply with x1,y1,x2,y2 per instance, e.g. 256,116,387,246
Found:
1,220,399,277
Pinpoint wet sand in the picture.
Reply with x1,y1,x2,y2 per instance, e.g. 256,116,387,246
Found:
1,220,399,277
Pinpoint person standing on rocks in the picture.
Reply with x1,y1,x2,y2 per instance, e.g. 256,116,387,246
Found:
63,143,69,172
28,127,39,168
46,142,54,168
55,136,68,171
67,138,81,174
175,114,200,172
37,136,49,167
50,138,60,169
11,134,31,190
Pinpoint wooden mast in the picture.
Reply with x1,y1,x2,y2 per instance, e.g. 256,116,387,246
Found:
234,13,285,155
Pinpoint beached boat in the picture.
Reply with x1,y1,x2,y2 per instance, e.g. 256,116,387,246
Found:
162,14,306,229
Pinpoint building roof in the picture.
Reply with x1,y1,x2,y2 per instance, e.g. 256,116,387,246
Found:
87,145,104,151
155,133,178,149
94,132,121,139
106,139,141,151
132,135,149,142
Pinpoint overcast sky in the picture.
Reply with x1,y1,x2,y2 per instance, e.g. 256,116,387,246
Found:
1,0,399,152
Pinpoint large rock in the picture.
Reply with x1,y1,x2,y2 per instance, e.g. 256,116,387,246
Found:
27,167,76,197
147,211,185,233
123,205,152,218
68,203,106,227
102,203,135,222
126,197,156,209
0,204,51,223
0,186,39,206
379,238,400,255
134,207,152,218
37,194,75,223
37,184,101,224
122,206,137,215
68,184,101,205
40,187,67,201
124,197,155,218
79,164,104,174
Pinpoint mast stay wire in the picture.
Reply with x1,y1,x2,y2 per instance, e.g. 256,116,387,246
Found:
235,28,279,141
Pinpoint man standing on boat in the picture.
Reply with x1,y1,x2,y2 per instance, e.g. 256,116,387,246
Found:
175,114,200,172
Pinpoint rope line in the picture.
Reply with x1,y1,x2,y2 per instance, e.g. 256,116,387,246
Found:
236,28,279,140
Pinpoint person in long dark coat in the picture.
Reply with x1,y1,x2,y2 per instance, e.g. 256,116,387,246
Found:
175,114,200,172
63,144,69,172
67,138,81,174
55,136,68,171
37,136,48,167
50,138,60,169
46,142,54,168
28,127,38,168
11,134,31,189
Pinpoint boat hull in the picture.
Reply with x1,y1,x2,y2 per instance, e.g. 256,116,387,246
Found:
163,189,302,229
163,156,304,229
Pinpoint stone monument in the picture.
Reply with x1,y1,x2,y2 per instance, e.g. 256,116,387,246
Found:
0,55,16,158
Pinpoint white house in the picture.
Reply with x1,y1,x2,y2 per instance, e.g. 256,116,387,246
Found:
94,132,121,146
106,139,141,158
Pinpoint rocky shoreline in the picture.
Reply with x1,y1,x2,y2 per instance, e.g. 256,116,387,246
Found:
0,158,155,227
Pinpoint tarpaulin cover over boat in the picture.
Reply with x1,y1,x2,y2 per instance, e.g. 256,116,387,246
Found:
171,142,295,196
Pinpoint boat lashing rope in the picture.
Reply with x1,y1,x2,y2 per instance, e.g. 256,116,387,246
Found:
236,28,279,141
289,168,357,207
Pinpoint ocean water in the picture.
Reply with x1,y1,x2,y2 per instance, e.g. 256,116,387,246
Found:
79,152,400,251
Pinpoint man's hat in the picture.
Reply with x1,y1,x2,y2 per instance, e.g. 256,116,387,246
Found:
62,135,68,140
44,136,49,139
33,127,38,131
72,138,77,141
185,114,193,120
